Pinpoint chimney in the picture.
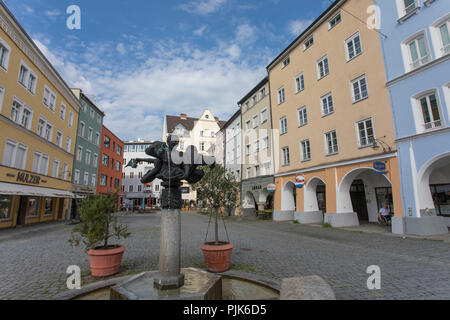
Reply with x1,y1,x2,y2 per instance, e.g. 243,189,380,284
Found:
180,113,187,120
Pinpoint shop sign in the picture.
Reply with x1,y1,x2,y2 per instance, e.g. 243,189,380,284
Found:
267,184,276,193
373,162,388,175
252,185,262,191
295,176,305,188
16,172,41,185
181,187,190,194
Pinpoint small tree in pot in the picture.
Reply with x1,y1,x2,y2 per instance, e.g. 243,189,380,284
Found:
192,165,240,273
69,193,130,277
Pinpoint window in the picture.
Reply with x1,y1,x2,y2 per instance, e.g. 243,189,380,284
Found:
93,153,98,168
245,101,250,111
74,170,80,184
407,33,430,69
32,151,49,175
95,133,100,146
100,175,107,187
138,185,142,192
356,118,375,147
295,73,305,93
317,55,330,79
260,87,266,98
298,106,308,127
200,142,205,151
0,195,13,220
398,0,419,18
83,172,89,186
65,136,71,153
263,162,271,175
114,179,119,189
18,61,37,94
0,87,4,112
0,37,11,70
300,140,311,161
77,146,83,162
10,99,33,130
346,32,362,61
437,19,450,56
282,147,290,166
92,174,97,187
102,154,109,166
55,130,63,148
325,130,339,155
261,109,268,124
59,104,66,120
245,120,251,131
200,130,204,137
282,56,290,68
97,114,102,124
62,163,69,180
253,115,259,128
43,86,56,111
36,117,53,141
304,36,314,50
117,145,122,156
328,12,342,30
255,140,260,153
116,161,120,171
86,150,91,165
246,167,251,178
277,87,285,104
69,111,74,127
2,139,27,169
26,197,39,217
351,75,369,102
129,184,133,192
246,144,251,156
104,135,111,148
280,117,288,134
43,198,53,216
52,159,60,178
79,122,85,137
90,108,94,119
80,101,86,112
255,165,260,176
252,95,257,106
418,92,442,130
88,127,93,141
263,136,269,149
321,93,334,116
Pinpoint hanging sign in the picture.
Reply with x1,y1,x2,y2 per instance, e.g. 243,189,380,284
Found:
267,184,276,193
373,161,388,175
295,176,305,188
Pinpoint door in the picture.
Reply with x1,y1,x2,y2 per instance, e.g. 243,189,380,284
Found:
57,198,64,219
16,196,27,226
350,180,369,221
316,185,326,214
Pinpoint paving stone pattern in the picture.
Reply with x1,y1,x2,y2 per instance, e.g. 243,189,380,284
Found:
0,213,449,300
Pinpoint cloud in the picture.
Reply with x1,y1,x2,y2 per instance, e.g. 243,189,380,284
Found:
180,0,227,15
193,25,208,36
32,37,269,141
116,43,127,56
235,23,257,43
43,9,62,21
287,19,313,36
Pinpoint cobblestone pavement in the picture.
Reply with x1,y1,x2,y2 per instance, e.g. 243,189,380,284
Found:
1,212,449,300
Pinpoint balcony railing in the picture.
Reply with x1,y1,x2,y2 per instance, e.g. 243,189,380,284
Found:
410,54,430,69
424,120,442,130
442,44,450,55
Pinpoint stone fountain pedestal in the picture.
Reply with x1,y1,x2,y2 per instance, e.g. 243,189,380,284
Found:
110,268,222,300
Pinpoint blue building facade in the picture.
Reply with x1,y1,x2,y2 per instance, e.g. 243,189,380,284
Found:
375,0,450,235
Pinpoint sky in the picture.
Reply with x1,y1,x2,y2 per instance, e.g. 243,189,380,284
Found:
3,0,332,141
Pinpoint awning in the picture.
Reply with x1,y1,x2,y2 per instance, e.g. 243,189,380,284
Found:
125,192,152,199
0,182,75,198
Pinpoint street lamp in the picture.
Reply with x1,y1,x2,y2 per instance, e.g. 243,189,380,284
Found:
371,136,392,152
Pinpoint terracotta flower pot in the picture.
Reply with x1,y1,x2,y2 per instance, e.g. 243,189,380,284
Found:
201,241,233,273
88,245,125,277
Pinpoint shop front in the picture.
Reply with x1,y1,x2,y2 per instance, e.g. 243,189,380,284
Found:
273,155,403,227
241,175,274,217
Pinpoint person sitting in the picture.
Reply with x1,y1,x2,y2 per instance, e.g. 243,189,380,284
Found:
378,202,392,225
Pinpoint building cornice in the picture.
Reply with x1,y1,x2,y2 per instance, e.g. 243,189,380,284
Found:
386,54,450,87
0,2,81,112
395,126,450,143
274,152,398,178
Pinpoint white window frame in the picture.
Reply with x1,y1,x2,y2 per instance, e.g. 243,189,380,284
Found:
83,172,89,186
60,103,66,120
74,170,80,184
10,98,33,130
66,136,72,153
91,174,97,187
95,132,100,146
0,86,4,113
246,144,251,156
93,153,98,168
90,108,95,119
86,149,92,165
282,146,290,166
79,121,85,137
277,86,286,105
317,55,330,79
282,56,290,68
280,116,288,134
55,130,63,148
345,31,363,61
430,14,450,59
396,0,420,20
37,117,53,142
43,85,56,111
246,167,251,179
304,36,314,50
355,118,376,148
69,111,74,127
2,139,27,170
32,151,49,175
295,72,305,93
324,130,339,155
321,93,334,116
261,108,268,124
351,74,369,103
297,106,308,127
77,146,83,162
412,90,444,132
328,12,342,30
62,163,69,180
17,60,38,95
88,127,93,141
52,159,60,178
0,36,11,71
263,136,269,149
253,115,259,128
300,139,311,162
255,140,260,153
245,120,251,131
401,31,431,72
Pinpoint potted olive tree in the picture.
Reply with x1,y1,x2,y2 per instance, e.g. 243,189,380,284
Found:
69,193,130,277
193,165,240,273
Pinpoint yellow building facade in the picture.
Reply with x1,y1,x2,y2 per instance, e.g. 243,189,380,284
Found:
268,0,403,226
0,3,80,228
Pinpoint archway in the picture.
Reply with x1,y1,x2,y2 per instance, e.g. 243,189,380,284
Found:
417,152,450,217
304,177,326,213
242,191,257,217
337,167,392,223
282,181,296,211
